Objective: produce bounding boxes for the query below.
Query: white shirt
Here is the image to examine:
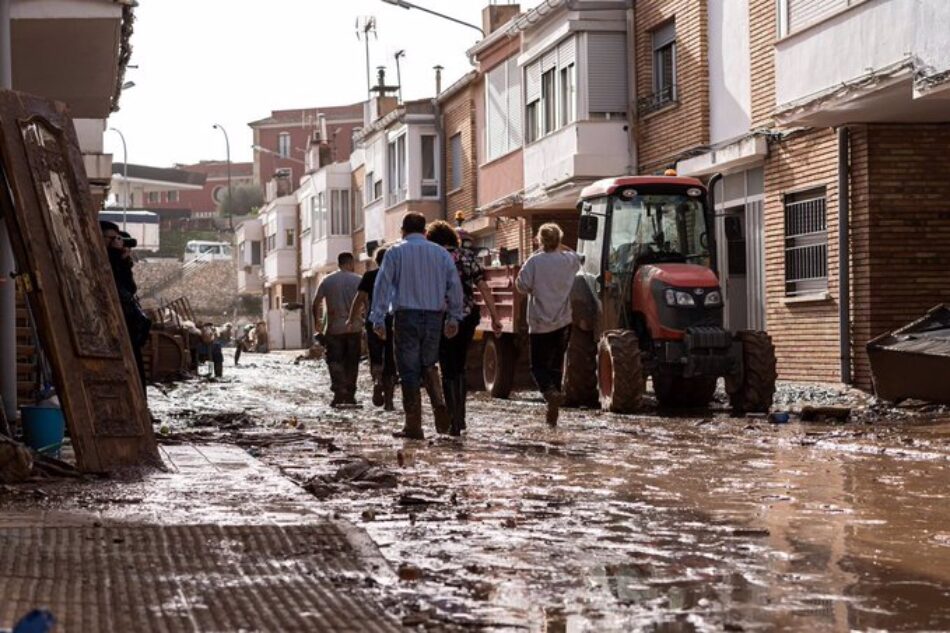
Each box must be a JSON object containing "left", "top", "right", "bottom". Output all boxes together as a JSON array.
[{"left": 515, "top": 249, "right": 581, "bottom": 334}]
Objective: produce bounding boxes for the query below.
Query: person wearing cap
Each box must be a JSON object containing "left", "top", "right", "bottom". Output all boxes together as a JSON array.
[
  {"left": 425, "top": 219, "right": 502, "bottom": 436},
  {"left": 100, "top": 221, "right": 151, "bottom": 397}
]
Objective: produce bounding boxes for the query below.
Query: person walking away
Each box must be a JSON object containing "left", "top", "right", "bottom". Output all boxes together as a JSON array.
[
  {"left": 100, "top": 222, "right": 151, "bottom": 399},
  {"left": 425, "top": 221, "right": 502, "bottom": 436},
  {"left": 313, "top": 252, "right": 362, "bottom": 407},
  {"left": 515, "top": 223, "right": 581, "bottom": 426},
  {"left": 370, "top": 212, "right": 464, "bottom": 440},
  {"left": 347, "top": 247, "right": 397, "bottom": 411}
]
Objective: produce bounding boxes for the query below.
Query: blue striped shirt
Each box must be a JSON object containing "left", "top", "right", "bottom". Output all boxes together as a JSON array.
[{"left": 370, "top": 233, "right": 464, "bottom": 326}]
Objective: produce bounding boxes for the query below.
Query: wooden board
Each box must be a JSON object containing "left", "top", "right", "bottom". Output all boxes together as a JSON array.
[{"left": 0, "top": 90, "right": 160, "bottom": 472}]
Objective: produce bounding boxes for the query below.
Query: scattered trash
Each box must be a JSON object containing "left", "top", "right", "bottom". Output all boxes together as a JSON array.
[
  {"left": 767, "top": 412, "right": 790, "bottom": 424},
  {"left": 397, "top": 562, "right": 422, "bottom": 582},
  {"left": 799, "top": 406, "right": 851, "bottom": 423}
]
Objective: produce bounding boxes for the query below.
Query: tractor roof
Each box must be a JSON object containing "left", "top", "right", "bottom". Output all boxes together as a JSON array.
[{"left": 579, "top": 176, "right": 706, "bottom": 201}]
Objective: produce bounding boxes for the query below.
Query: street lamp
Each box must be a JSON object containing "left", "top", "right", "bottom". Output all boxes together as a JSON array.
[
  {"left": 108, "top": 127, "right": 129, "bottom": 230},
  {"left": 212, "top": 123, "right": 233, "bottom": 230},
  {"left": 380, "top": 0, "right": 484, "bottom": 36}
]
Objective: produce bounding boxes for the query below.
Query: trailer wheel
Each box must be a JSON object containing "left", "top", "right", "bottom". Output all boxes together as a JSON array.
[
  {"left": 726, "top": 331, "right": 777, "bottom": 414},
  {"left": 563, "top": 325, "right": 598, "bottom": 407},
  {"left": 653, "top": 370, "right": 717, "bottom": 408},
  {"left": 597, "top": 330, "right": 644, "bottom": 413},
  {"left": 483, "top": 334, "right": 516, "bottom": 399}
]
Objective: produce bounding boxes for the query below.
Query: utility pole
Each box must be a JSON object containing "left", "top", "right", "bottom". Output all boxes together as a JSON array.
[
  {"left": 0, "top": 0, "right": 17, "bottom": 425},
  {"left": 213, "top": 124, "right": 233, "bottom": 231},
  {"left": 108, "top": 127, "right": 129, "bottom": 230}
]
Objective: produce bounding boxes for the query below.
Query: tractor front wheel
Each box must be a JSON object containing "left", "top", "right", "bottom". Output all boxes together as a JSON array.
[
  {"left": 597, "top": 330, "right": 644, "bottom": 413},
  {"left": 726, "top": 331, "right": 778, "bottom": 414},
  {"left": 483, "top": 333, "right": 516, "bottom": 399},
  {"left": 563, "top": 325, "right": 598, "bottom": 407}
]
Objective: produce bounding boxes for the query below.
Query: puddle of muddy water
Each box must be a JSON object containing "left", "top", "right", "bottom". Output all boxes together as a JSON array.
[{"left": 144, "top": 351, "right": 950, "bottom": 632}]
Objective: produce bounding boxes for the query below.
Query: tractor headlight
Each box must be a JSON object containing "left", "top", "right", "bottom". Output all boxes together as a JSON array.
[
  {"left": 704, "top": 290, "right": 722, "bottom": 306},
  {"left": 664, "top": 288, "right": 696, "bottom": 307}
]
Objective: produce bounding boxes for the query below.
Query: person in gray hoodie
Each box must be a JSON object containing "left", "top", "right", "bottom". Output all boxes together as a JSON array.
[{"left": 515, "top": 223, "right": 581, "bottom": 426}]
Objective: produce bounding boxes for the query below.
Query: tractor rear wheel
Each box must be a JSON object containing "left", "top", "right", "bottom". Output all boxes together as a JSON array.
[
  {"left": 597, "top": 330, "right": 644, "bottom": 413},
  {"left": 563, "top": 325, "right": 598, "bottom": 407},
  {"left": 483, "top": 333, "right": 516, "bottom": 399},
  {"left": 726, "top": 331, "right": 777, "bottom": 414},
  {"left": 653, "top": 370, "right": 717, "bottom": 408}
]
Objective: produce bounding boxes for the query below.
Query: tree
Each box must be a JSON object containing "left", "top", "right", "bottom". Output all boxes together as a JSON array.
[{"left": 217, "top": 184, "right": 264, "bottom": 217}]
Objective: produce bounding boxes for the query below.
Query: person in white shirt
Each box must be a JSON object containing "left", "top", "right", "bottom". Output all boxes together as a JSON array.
[{"left": 515, "top": 223, "right": 581, "bottom": 426}]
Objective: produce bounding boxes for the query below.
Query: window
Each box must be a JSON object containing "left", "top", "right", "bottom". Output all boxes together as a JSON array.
[
  {"left": 316, "top": 192, "right": 326, "bottom": 237},
  {"left": 526, "top": 101, "right": 540, "bottom": 144},
  {"left": 559, "top": 63, "right": 575, "bottom": 126},
  {"left": 251, "top": 240, "right": 262, "bottom": 265},
  {"left": 167, "top": 190, "right": 179, "bottom": 203},
  {"left": 541, "top": 69, "right": 556, "bottom": 136},
  {"left": 449, "top": 133, "right": 463, "bottom": 192},
  {"left": 651, "top": 22, "right": 677, "bottom": 107},
  {"left": 485, "top": 56, "right": 523, "bottom": 161},
  {"left": 352, "top": 189, "right": 364, "bottom": 229},
  {"left": 147, "top": 191, "right": 160, "bottom": 204},
  {"left": 285, "top": 228, "right": 295, "bottom": 248},
  {"left": 784, "top": 187, "right": 828, "bottom": 297},
  {"left": 277, "top": 133, "right": 291, "bottom": 158},
  {"left": 365, "top": 171, "right": 376, "bottom": 204},
  {"left": 374, "top": 178, "right": 383, "bottom": 201},
  {"left": 421, "top": 134, "right": 438, "bottom": 197},
  {"left": 330, "top": 189, "right": 351, "bottom": 236},
  {"left": 387, "top": 134, "right": 407, "bottom": 205}
]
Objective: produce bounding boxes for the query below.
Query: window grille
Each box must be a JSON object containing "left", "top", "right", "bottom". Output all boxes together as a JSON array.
[{"left": 784, "top": 188, "right": 828, "bottom": 296}]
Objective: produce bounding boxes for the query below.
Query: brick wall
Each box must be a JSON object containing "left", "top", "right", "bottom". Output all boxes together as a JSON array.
[
  {"left": 764, "top": 128, "right": 842, "bottom": 382},
  {"left": 635, "top": 0, "right": 709, "bottom": 173},
  {"left": 851, "top": 124, "right": 950, "bottom": 388},
  {"left": 443, "top": 82, "right": 478, "bottom": 221},
  {"left": 748, "top": 0, "right": 776, "bottom": 128}
]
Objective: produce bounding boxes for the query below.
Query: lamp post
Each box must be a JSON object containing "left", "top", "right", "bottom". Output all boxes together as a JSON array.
[
  {"left": 212, "top": 124, "right": 233, "bottom": 230},
  {"left": 108, "top": 127, "right": 129, "bottom": 231},
  {"left": 380, "top": 0, "right": 484, "bottom": 36},
  {"left": 1, "top": 0, "right": 16, "bottom": 425}
]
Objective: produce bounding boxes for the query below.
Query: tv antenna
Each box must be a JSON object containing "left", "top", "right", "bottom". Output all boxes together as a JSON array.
[{"left": 356, "top": 16, "right": 378, "bottom": 96}]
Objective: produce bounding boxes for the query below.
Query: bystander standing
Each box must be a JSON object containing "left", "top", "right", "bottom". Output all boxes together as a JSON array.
[{"left": 313, "top": 252, "right": 362, "bottom": 407}]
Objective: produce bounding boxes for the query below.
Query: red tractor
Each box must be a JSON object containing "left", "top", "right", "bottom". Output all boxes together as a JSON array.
[{"left": 560, "top": 174, "right": 777, "bottom": 413}]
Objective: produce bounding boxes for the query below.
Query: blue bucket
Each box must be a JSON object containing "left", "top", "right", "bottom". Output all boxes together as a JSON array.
[{"left": 20, "top": 406, "right": 66, "bottom": 457}]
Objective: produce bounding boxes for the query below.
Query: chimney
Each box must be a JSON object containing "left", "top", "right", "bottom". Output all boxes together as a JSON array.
[
  {"left": 369, "top": 66, "right": 400, "bottom": 121},
  {"left": 434, "top": 65, "right": 444, "bottom": 95},
  {"left": 318, "top": 114, "right": 327, "bottom": 144},
  {"left": 482, "top": 3, "right": 520, "bottom": 35}
]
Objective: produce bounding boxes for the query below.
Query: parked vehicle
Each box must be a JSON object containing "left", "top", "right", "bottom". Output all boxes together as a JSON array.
[
  {"left": 183, "top": 240, "right": 232, "bottom": 263},
  {"left": 476, "top": 174, "right": 778, "bottom": 414}
]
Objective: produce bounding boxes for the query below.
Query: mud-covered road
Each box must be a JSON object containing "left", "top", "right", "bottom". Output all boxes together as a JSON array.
[{"left": 151, "top": 351, "right": 950, "bottom": 632}]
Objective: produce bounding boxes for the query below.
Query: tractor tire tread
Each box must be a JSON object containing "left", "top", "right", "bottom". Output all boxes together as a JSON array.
[
  {"left": 563, "top": 325, "right": 598, "bottom": 407},
  {"left": 727, "top": 330, "right": 777, "bottom": 414},
  {"left": 598, "top": 330, "right": 644, "bottom": 413}
]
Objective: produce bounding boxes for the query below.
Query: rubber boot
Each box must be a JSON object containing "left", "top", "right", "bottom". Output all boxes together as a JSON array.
[
  {"left": 328, "top": 361, "right": 346, "bottom": 407},
  {"left": 383, "top": 375, "right": 396, "bottom": 411},
  {"left": 443, "top": 377, "right": 460, "bottom": 437},
  {"left": 543, "top": 388, "right": 564, "bottom": 427},
  {"left": 423, "top": 366, "right": 452, "bottom": 434},
  {"left": 455, "top": 374, "right": 468, "bottom": 432},
  {"left": 370, "top": 363, "right": 385, "bottom": 407},
  {"left": 393, "top": 386, "right": 424, "bottom": 440}
]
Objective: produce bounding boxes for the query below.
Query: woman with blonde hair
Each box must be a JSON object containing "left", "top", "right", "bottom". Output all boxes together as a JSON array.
[{"left": 515, "top": 222, "right": 581, "bottom": 426}]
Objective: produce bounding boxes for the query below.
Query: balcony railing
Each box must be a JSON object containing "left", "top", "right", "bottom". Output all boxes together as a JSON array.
[
  {"left": 386, "top": 188, "right": 407, "bottom": 208},
  {"left": 637, "top": 84, "right": 678, "bottom": 116}
]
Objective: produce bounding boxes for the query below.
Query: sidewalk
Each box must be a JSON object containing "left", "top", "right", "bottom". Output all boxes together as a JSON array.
[{"left": 0, "top": 445, "right": 401, "bottom": 632}]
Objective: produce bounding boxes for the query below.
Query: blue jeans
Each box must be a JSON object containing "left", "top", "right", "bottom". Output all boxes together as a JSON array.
[{"left": 394, "top": 310, "right": 444, "bottom": 390}]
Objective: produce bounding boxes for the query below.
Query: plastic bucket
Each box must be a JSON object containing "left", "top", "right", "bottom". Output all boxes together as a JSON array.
[{"left": 20, "top": 406, "right": 66, "bottom": 457}]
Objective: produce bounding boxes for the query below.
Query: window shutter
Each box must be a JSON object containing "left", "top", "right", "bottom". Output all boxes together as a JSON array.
[
  {"left": 541, "top": 48, "right": 558, "bottom": 73},
  {"left": 506, "top": 57, "right": 523, "bottom": 148},
  {"left": 557, "top": 36, "right": 576, "bottom": 68},
  {"left": 450, "top": 134, "right": 463, "bottom": 191},
  {"left": 487, "top": 64, "right": 507, "bottom": 160},
  {"left": 525, "top": 59, "right": 541, "bottom": 104},
  {"left": 787, "top": 0, "right": 848, "bottom": 33},
  {"left": 587, "top": 32, "right": 628, "bottom": 114},
  {"left": 652, "top": 21, "right": 676, "bottom": 49}
]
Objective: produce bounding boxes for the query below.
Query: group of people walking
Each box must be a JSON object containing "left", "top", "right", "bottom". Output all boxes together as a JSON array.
[{"left": 312, "top": 211, "right": 580, "bottom": 439}]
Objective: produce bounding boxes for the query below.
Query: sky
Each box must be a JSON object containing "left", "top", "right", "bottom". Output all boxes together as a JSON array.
[{"left": 103, "top": 0, "right": 515, "bottom": 168}]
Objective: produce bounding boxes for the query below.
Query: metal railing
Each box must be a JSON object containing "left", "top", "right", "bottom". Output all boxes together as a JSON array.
[
  {"left": 637, "top": 84, "right": 678, "bottom": 115},
  {"left": 784, "top": 195, "right": 828, "bottom": 295}
]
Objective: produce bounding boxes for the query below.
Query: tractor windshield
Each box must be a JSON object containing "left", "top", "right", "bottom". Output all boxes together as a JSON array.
[{"left": 608, "top": 193, "right": 710, "bottom": 273}]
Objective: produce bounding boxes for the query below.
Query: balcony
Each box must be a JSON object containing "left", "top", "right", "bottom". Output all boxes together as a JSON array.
[
  {"left": 308, "top": 235, "right": 353, "bottom": 273},
  {"left": 238, "top": 266, "right": 263, "bottom": 295},
  {"left": 263, "top": 248, "right": 296, "bottom": 286},
  {"left": 775, "top": 0, "right": 950, "bottom": 126},
  {"left": 523, "top": 120, "right": 630, "bottom": 209},
  {"left": 386, "top": 188, "right": 407, "bottom": 209}
]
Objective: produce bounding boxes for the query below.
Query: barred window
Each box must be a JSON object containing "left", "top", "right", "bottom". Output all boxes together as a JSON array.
[{"left": 784, "top": 187, "right": 828, "bottom": 297}]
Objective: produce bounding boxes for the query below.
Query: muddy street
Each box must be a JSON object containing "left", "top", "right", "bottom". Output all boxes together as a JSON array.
[{"left": 149, "top": 352, "right": 950, "bottom": 631}]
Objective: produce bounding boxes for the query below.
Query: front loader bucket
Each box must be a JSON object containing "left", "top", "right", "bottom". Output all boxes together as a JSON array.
[{"left": 867, "top": 304, "right": 950, "bottom": 405}]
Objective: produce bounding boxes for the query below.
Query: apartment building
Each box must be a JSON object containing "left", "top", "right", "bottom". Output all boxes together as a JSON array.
[
  {"left": 171, "top": 160, "right": 256, "bottom": 217},
  {"left": 258, "top": 171, "right": 301, "bottom": 349},
  {"left": 235, "top": 218, "right": 263, "bottom": 297}
]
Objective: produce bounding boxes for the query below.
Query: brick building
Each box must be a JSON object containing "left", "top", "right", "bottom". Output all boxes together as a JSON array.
[
  {"left": 248, "top": 103, "right": 364, "bottom": 188},
  {"left": 172, "top": 160, "right": 255, "bottom": 217}
]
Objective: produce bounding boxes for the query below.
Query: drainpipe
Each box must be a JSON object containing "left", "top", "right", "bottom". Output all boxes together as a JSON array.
[
  {"left": 0, "top": 0, "right": 17, "bottom": 424},
  {"left": 838, "top": 126, "right": 851, "bottom": 385},
  {"left": 707, "top": 172, "right": 723, "bottom": 276},
  {"left": 434, "top": 66, "right": 446, "bottom": 220},
  {"left": 624, "top": 0, "right": 638, "bottom": 174}
]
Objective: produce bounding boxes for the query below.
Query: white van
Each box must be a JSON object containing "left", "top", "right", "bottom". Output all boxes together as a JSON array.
[{"left": 184, "top": 240, "right": 233, "bottom": 263}]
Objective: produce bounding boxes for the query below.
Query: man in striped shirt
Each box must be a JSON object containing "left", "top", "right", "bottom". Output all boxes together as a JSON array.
[{"left": 370, "top": 212, "right": 464, "bottom": 439}]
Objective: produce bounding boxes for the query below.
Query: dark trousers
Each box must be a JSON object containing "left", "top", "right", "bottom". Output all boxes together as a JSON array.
[
  {"left": 325, "top": 332, "right": 361, "bottom": 399},
  {"left": 439, "top": 311, "right": 479, "bottom": 381},
  {"left": 529, "top": 325, "right": 571, "bottom": 394},
  {"left": 366, "top": 317, "right": 396, "bottom": 379},
  {"left": 394, "top": 310, "right": 444, "bottom": 391}
]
